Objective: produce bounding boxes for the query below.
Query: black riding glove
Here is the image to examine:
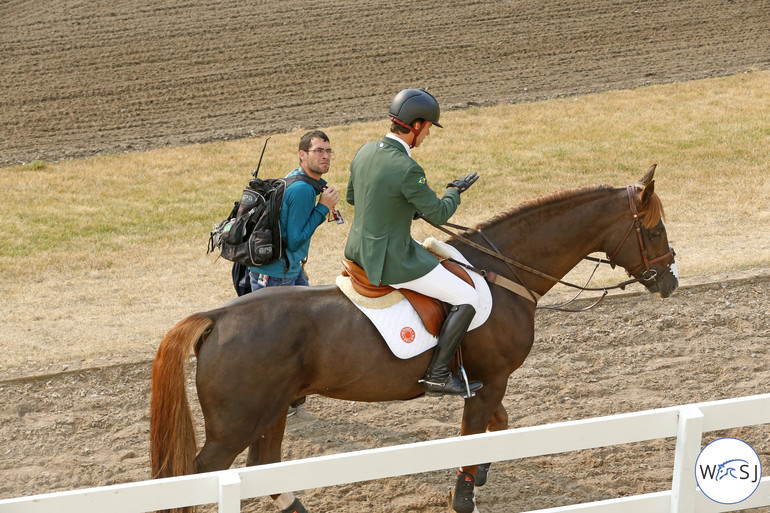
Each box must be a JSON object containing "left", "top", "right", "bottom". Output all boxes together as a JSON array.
[{"left": 448, "top": 172, "right": 479, "bottom": 193}]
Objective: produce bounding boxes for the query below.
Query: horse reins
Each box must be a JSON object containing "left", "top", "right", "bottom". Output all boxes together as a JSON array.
[
  {"left": 419, "top": 185, "right": 674, "bottom": 311},
  {"left": 421, "top": 217, "right": 626, "bottom": 309}
]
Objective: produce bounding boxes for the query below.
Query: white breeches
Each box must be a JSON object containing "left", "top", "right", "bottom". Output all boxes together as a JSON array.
[{"left": 391, "top": 262, "right": 480, "bottom": 310}]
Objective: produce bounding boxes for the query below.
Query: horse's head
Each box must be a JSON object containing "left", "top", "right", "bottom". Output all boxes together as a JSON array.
[{"left": 606, "top": 165, "right": 679, "bottom": 298}]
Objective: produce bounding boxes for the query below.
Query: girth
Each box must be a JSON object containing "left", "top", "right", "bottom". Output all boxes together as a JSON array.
[{"left": 340, "top": 258, "right": 475, "bottom": 336}]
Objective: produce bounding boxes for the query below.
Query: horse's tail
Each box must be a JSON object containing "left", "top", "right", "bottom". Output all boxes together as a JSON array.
[{"left": 150, "top": 314, "right": 213, "bottom": 480}]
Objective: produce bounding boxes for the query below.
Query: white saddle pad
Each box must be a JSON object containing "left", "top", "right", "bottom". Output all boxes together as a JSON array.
[{"left": 336, "top": 238, "right": 492, "bottom": 359}]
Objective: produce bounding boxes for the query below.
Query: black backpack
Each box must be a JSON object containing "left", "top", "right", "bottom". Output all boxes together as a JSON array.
[{"left": 208, "top": 173, "right": 324, "bottom": 269}]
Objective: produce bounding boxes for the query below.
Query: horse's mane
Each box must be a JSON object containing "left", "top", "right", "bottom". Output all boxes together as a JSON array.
[
  {"left": 471, "top": 183, "right": 664, "bottom": 233},
  {"left": 472, "top": 184, "right": 614, "bottom": 233},
  {"left": 635, "top": 182, "right": 665, "bottom": 229}
]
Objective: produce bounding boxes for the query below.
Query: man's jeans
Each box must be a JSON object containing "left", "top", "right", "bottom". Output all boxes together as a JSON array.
[{"left": 249, "top": 270, "right": 309, "bottom": 291}]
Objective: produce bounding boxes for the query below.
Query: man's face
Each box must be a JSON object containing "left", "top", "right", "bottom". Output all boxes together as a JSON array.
[{"left": 300, "top": 137, "right": 332, "bottom": 178}]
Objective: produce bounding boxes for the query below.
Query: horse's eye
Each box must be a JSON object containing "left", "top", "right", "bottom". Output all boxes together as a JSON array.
[{"left": 650, "top": 229, "right": 663, "bottom": 239}]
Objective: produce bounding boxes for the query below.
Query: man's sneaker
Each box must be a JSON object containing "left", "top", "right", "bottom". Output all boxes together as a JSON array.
[{"left": 287, "top": 396, "right": 307, "bottom": 417}]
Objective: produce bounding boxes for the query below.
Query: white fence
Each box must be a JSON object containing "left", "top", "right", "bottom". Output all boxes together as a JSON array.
[{"left": 1, "top": 394, "right": 769, "bottom": 513}]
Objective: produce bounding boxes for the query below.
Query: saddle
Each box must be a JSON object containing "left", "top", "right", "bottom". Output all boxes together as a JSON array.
[{"left": 340, "top": 258, "right": 475, "bottom": 336}]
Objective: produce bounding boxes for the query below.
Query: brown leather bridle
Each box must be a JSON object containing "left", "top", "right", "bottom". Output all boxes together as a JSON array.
[{"left": 606, "top": 185, "right": 676, "bottom": 284}]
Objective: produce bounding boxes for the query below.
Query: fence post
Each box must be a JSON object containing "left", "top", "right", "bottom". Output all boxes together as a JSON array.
[
  {"left": 219, "top": 471, "right": 242, "bottom": 513},
  {"left": 669, "top": 406, "right": 704, "bottom": 513}
]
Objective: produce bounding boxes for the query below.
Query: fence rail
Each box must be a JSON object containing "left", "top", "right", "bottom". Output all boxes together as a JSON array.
[{"left": 1, "top": 394, "right": 768, "bottom": 513}]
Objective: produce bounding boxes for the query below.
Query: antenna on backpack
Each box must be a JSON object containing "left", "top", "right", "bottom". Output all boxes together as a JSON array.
[{"left": 252, "top": 136, "right": 271, "bottom": 178}]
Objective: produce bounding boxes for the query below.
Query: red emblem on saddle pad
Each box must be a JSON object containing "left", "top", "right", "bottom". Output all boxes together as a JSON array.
[{"left": 400, "top": 327, "right": 416, "bottom": 343}]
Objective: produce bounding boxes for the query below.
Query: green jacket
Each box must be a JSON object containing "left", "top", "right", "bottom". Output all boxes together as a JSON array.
[{"left": 344, "top": 136, "right": 461, "bottom": 285}]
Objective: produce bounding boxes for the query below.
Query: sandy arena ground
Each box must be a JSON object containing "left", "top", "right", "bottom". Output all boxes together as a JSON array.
[{"left": 0, "top": 275, "right": 768, "bottom": 512}]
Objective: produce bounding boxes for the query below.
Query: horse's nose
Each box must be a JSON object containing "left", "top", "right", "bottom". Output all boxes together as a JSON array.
[{"left": 659, "top": 277, "right": 679, "bottom": 298}]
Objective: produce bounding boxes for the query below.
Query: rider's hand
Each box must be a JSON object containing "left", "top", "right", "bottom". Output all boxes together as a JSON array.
[
  {"left": 447, "top": 172, "right": 479, "bottom": 193},
  {"left": 320, "top": 186, "right": 340, "bottom": 210}
]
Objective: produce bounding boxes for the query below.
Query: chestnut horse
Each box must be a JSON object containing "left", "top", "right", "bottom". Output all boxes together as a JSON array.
[{"left": 151, "top": 166, "right": 678, "bottom": 513}]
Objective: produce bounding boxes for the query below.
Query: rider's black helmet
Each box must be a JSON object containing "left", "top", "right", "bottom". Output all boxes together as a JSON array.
[{"left": 388, "top": 89, "right": 443, "bottom": 128}]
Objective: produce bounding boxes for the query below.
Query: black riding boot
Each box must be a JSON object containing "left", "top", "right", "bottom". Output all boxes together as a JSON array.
[{"left": 420, "top": 304, "right": 483, "bottom": 397}]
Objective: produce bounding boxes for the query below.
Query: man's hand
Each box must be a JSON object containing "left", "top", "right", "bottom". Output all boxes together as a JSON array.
[
  {"left": 320, "top": 186, "right": 340, "bottom": 209},
  {"left": 448, "top": 172, "right": 479, "bottom": 193}
]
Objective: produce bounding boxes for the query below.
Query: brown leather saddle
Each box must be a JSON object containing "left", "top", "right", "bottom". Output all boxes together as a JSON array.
[{"left": 340, "top": 258, "right": 475, "bottom": 336}]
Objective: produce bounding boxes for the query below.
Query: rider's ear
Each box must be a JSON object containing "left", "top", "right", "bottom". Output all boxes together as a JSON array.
[{"left": 639, "top": 164, "right": 657, "bottom": 185}]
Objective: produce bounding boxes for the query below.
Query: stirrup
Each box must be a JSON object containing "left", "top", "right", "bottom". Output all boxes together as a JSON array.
[
  {"left": 420, "top": 372, "right": 482, "bottom": 398},
  {"left": 458, "top": 364, "right": 479, "bottom": 398}
]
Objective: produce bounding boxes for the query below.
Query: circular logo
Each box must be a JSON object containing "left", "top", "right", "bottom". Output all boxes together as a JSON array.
[
  {"left": 400, "top": 327, "right": 416, "bottom": 344},
  {"left": 695, "top": 437, "right": 761, "bottom": 504}
]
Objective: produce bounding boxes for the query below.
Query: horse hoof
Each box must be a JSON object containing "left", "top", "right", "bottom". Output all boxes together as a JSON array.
[
  {"left": 475, "top": 462, "right": 491, "bottom": 487},
  {"left": 448, "top": 489, "right": 479, "bottom": 513},
  {"left": 449, "top": 471, "right": 477, "bottom": 513}
]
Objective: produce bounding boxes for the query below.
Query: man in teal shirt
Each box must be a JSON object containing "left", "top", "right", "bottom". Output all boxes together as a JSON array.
[
  {"left": 249, "top": 130, "right": 340, "bottom": 290},
  {"left": 344, "top": 89, "right": 481, "bottom": 397}
]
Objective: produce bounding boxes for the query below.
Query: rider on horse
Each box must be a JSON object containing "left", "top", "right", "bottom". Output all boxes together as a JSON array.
[{"left": 344, "top": 88, "right": 482, "bottom": 397}]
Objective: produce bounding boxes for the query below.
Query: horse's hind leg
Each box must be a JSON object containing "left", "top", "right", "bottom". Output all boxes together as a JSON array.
[
  {"left": 245, "top": 413, "right": 307, "bottom": 513},
  {"left": 193, "top": 438, "right": 248, "bottom": 474},
  {"left": 193, "top": 404, "right": 268, "bottom": 473}
]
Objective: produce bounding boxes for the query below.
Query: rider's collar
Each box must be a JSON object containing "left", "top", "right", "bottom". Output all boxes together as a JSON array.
[{"left": 385, "top": 132, "right": 411, "bottom": 157}]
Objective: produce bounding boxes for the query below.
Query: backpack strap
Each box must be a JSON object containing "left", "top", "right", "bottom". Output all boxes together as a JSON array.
[
  {"left": 284, "top": 173, "right": 325, "bottom": 194},
  {"left": 275, "top": 173, "right": 325, "bottom": 275}
]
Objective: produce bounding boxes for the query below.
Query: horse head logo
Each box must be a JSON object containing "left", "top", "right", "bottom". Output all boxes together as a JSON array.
[{"left": 716, "top": 459, "right": 749, "bottom": 481}]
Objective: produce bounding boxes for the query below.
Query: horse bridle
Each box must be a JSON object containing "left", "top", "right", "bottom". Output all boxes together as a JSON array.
[
  {"left": 605, "top": 185, "right": 675, "bottom": 284},
  {"left": 418, "top": 184, "right": 676, "bottom": 309}
]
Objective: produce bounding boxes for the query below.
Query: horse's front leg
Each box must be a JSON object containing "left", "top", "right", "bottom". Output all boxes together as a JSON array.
[
  {"left": 472, "top": 401, "right": 509, "bottom": 487},
  {"left": 450, "top": 388, "right": 509, "bottom": 513},
  {"left": 245, "top": 412, "right": 308, "bottom": 513}
]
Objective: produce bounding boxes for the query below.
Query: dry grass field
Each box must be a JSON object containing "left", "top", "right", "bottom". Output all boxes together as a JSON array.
[{"left": 2, "top": 71, "right": 768, "bottom": 375}]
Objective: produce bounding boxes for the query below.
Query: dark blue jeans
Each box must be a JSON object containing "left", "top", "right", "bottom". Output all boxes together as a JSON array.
[{"left": 249, "top": 270, "right": 309, "bottom": 291}]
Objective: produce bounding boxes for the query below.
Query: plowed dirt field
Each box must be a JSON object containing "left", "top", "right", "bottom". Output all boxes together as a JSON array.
[{"left": 2, "top": 0, "right": 769, "bottom": 167}]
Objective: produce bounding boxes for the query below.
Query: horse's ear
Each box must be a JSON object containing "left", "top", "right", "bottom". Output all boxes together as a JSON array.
[
  {"left": 641, "top": 179, "right": 656, "bottom": 206},
  {"left": 639, "top": 164, "right": 657, "bottom": 185}
]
